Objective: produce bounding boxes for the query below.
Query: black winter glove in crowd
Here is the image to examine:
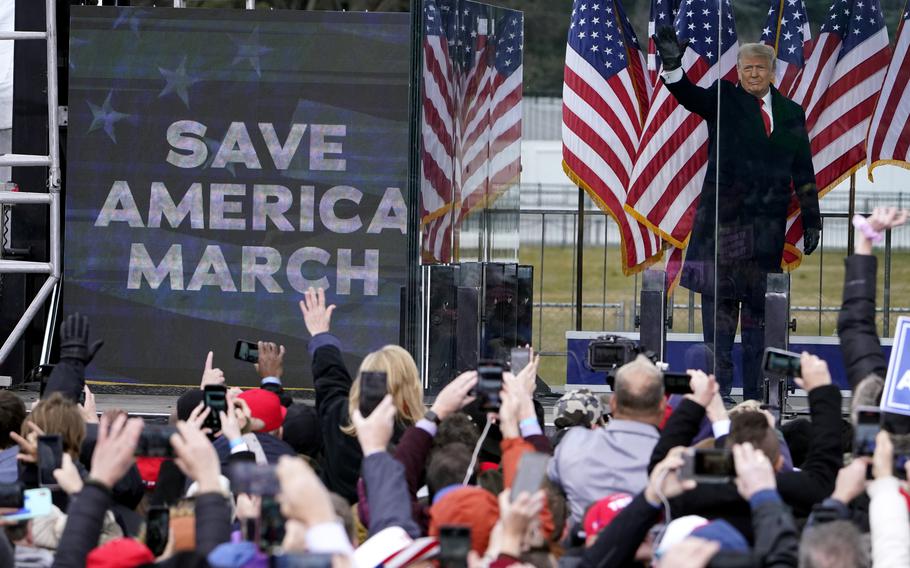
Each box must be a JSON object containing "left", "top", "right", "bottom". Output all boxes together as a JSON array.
[
  {"left": 652, "top": 25, "right": 688, "bottom": 72},
  {"left": 59, "top": 313, "right": 104, "bottom": 364}
]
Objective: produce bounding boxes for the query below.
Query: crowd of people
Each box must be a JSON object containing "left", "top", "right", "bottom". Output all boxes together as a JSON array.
[{"left": 0, "top": 207, "right": 907, "bottom": 568}]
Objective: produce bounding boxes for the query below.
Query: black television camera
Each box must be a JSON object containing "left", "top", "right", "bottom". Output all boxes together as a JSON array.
[{"left": 586, "top": 335, "right": 657, "bottom": 387}]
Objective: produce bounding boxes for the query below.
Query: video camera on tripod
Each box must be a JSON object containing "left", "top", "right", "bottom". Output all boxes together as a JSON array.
[{"left": 586, "top": 335, "right": 657, "bottom": 386}]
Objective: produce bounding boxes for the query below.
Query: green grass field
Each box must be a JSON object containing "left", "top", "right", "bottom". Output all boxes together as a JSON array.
[{"left": 518, "top": 245, "right": 910, "bottom": 385}]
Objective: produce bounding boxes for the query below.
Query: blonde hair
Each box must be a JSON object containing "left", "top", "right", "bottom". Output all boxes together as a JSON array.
[
  {"left": 342, "top": 345, "right": 425, "bottom": 435},
  {"left": 25, "top": 393, "right": 86, "bottom": 460}
]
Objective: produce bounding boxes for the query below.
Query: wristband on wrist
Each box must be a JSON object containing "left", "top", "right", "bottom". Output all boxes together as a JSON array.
[
  {"left": 852, "top": 214, "right": 883, "bottom": 244},
  {"left": 84, "top": 477, "right": 113, "bottom": 495},
  {"left": 228, "top": 437, "right": 244, "bottom": 449},
  {"left": 519, "top": 417, "right": 538, "bottom": 428}
]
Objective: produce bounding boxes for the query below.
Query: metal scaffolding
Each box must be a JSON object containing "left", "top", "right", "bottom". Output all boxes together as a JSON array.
[{"left": 0, "top": 0, "right": 61, "bottom": 368}]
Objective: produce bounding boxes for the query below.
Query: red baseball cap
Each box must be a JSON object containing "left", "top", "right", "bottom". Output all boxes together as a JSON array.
[
  {"left": 239, "top": 388, "right": 287, "bottom": 433},
  {"left": 584, "top": 492, "right": 634, "bottom": 537},
  {"left": 87, "top": 538, "right": 154, "bottom": 568}
]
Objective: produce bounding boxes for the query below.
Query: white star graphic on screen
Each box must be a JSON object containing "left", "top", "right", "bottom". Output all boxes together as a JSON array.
[
  {"left": 158, "top": 56, "right": 201, "bottom": 108},
  {"left": 87, "top": 91, "right": 130, "bottom": 144},
  {"left": 231, "top": 27, "right": 272, "bottom": 77}
]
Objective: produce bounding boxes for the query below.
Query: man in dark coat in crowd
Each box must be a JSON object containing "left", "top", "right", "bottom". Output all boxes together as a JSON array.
[{"left": 653, "top": 27, "right": 821, "bottom": 402}]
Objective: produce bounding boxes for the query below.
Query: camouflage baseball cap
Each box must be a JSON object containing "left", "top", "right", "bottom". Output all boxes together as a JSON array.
[{"left": 555, "top": 388, "right": 605, "bottom": 429}]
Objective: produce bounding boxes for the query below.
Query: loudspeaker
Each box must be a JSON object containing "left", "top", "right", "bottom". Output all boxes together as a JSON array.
[
  {"left": 454, "top": 286, "right": 479, "bottom": 372},
  {"left": 425, "top": 265, "right": 458, "bottom": 395},
  {"left": 516, "top": 265, "right": 533, "bottom": 347}
]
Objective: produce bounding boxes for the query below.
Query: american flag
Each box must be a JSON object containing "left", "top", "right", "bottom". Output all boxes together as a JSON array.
[
  {"left": 562, "top": 0, "right": 661, "bottom": 275},
  {"left": 791, "top": 0, "right": 889, "bottom": 192},
  {"left": 463, "top": 11, "right": 523, "bottom": 216},
  {"left": 866, "top": 1, "right": 910, "bottom": 179},
  {"left": 624, "top": 0, "right": 739, "bottom": 256},
  {"left": 421, "top": 4, "right": 523, "bottom": 263},
  {"left": 761, "top": 0, "right": 812, "bottom": 97},
  {"left": 648, "top": 0, "right": 679, "bottom": 86},
  {"left": 420, "top": 0, "right": 457, "bottom": 263}
]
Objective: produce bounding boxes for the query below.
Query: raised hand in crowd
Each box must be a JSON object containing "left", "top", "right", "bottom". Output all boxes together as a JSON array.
[
  {"left": 219, "top": 389, "right": 251, "bottom": 442},
  {"left": 79, "top": 385, "right": 99, "bottom": 424},
  {"left": 53, "top": 453, "right": 85, "bottom": 495},
  {"left": 645, "top": 446, "right": 697, "bottom": 505},
  {"left": 89, "top": 413, "right": 144, "bottom": 489},
  {"left": 187, "top": 402, "right": 213, "bottom": 434},
  {"left": 429, "top": 370, "right": 477, "bottom": 421},
  {"left": 276, "top": 455, "right": 337, "bottom": 527},
  {"left": 733, "top": 443, "right": 777, "bottom": 501},
  {"left": 170, "top": 418, "right": 222, "bottom": 494},
  {"left": 200, "top": 351, "right": 225, "bottom": 388},
  {"left": 351, "top": 394, "right": 396, "bottom": 455},
  {"left": 256, "top": 341, "right": 286, "bottom": 379},
  {"left": 495, "top": 489, "right": 546, "bottom": 559},
  {"left": 705, "top": 390, "right": 729, "bottom": 425},
  {"left": 10, "top": 421, "right": 45, "bottom": 464},
  {"left": 795, "top": 353, "right": 832, "bottom": 392},
  {"left": 299, "top": 286, "right": 336, "bottom": 337},
  {"left": 685, "top": 369, "right": 718, "bottom": 407},
  {"left": 499, "top": 372, "right": 535, "bottom": 439},
  {"left": 59, "top": 312, "right": 104, "bottom": 364},
  {"left": 830, "top": 458, "right": 869, "bottom": 505},
  {"left": 872, "top": 430, "right": 894, "bottom": 480},
  {"left": 514, "top": 347, "right": 541, "bottom": 396},
  {"left": 855, "top": 207, "right": 909, "bottom": 255}
]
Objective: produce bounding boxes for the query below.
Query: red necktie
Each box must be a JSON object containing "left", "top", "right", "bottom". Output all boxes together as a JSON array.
[{"left": 759, "top": 99, "right": 771, "bottom": 137}]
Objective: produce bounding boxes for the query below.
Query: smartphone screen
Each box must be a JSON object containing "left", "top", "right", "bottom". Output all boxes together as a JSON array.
[
  {"left": 135, "top": 425, "right": 178, "bottom": 459},
  {"left": 854, "top": 406, "right": 881, "bottom": 457},
  {"left": 203, "top": 385, "right": 227, "bottom": 432},
  {"left": 439, "top": 525, "right": 471, "bottom": 568},
  {"left": 359, "top": 371, "right": 388, "bottom": 418},
  {"left": 510, "top": 347, "right": 531, "bottom": 375},
  {"left": 145, "top": 506, "right": 170, "bottom": 557},
  {"left": 37, "top": 435, "right": 63, "bottom": 488},
  {"left": 510, "top": 452, "right": 548, "bottom": 502},
  {"left": 0, "top": 482, "right": 24, "bottom": 509},
  {"left": 762, "top": 348, "right": 801, "bottom": 377},
  {"left": 663, "top": 372, "right": 693, "bottom": 394},
  {"left": 694, "top": 449, "right": 735, "bottom": 479},
  {"left": 229, "top": 462, "right": 280, "bottom": 496},
  {"left": 234, "top": 340, "right": 259, "bottom": 364},
  {"left": 476, "top": 362, "right": 504, "bottom": 412},
  {"left": 0, "top": 488, "right": 52, "bottom": 522},
  {"left": 259, "top": 497, "right": 286, "bottom": 553}
]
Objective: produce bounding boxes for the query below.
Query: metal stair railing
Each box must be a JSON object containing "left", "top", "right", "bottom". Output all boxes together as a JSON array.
[{"left": 0, "top": 0, "right": 61, "bottom": 371}]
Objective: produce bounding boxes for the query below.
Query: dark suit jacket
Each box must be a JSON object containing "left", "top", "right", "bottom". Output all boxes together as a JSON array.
[{"left": 666, "top": 73, "right": 820, "bottom": 298}]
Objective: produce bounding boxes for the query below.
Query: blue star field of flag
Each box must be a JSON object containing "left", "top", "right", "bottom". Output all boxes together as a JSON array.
[
  {"left": 823, "top": 0, "right": 885, "bottom": 58},
  {"left": 568, "top": 1, "right": 640, "bottom": 78},
  {"left": 674, "top": 0, "right": 737, "bottom": 64},
  {"left": 495, "top": 13, "right": 523, "bottom": 78},
  {"left": 763, "top": 0, "right": 810, "bottom": 66}
]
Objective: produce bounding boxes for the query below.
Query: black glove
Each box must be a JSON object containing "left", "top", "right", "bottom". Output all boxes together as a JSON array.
[
  {"left": 652, "top": 26, "right": 688, "bottom": 72},
  {"left": 804, "top": 227, "right": 820, "bottom": 255},
  {"left": 59, "top": 313, "right": 104, "bottom": 364}
]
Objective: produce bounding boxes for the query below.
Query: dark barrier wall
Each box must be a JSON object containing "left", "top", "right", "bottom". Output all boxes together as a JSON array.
[{"left": 64, "top": 7, "right": 411, "bottom": 387}]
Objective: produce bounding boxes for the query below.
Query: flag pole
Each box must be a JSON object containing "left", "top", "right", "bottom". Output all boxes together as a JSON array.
[
  {"left": 847, "top": 173, "right": 856, "bottom": 255},
  {"left": 576, "top": 186, "right": 584, "bottom": 331}
]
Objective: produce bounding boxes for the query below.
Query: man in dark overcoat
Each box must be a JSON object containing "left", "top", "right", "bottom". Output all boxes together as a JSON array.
[{"left": 653, "top": 28, "right": 821, "bottom": 402}]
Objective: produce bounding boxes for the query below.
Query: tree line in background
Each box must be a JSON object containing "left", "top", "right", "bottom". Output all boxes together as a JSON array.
[{"left": 140, "top": 0, "right": 908, "bottom": 95}]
